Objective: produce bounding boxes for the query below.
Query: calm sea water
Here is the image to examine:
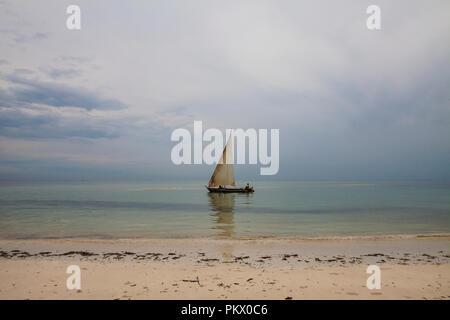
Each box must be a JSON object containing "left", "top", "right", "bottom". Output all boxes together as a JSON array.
[{"left": 0, "top": 180, "right": 449, "bottom": 239}]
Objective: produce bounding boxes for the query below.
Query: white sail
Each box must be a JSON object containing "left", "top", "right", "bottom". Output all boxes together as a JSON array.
[{"left": 208, "top": 135, "right": 235, "bottom": 187}]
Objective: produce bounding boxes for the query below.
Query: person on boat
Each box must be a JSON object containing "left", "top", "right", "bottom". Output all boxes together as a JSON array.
[
  {"left": 245, "top": 183, "right": 251, "bottom": 190},
  {"left": 219, "top": 185, "right": 224, "bottom": 189}
]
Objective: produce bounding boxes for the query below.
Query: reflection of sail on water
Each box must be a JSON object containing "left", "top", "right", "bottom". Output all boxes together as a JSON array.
[
  {"left": 208, "top": 193, "right": 235, "bottom": 237},
  {"left": 208, "top": 135, "right": 235, "bottom": 187}
]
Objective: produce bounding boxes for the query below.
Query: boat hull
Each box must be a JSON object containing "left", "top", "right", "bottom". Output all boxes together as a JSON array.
[{"left": 206, "top": 186, "right": 254, "bottom": 193}]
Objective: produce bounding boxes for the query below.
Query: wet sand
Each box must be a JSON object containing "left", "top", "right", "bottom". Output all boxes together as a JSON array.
[{"left": 0, "top": 235, "right": 449, "bottom": 299}]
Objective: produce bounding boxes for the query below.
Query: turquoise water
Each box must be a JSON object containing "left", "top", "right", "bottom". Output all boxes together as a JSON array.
[{"left": 0, "top": 181, "right": 449, "bottom": 239}]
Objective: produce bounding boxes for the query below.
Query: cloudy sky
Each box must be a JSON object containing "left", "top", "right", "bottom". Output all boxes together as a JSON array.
[{"left": 0, "top": 0, "right": 449, "bottom": 181}]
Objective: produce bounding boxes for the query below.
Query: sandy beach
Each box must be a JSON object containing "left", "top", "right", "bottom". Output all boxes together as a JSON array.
[{"left": 1, "top": 235, "right": 449, "bottom": 300}]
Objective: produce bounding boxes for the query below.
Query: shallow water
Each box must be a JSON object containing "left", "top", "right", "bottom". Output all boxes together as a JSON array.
[{"left": 0, "top": 180, "right": 449, "bottom": 239}]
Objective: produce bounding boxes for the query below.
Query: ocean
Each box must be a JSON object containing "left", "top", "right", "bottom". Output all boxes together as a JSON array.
[{"left": 0, "top": 180, "right": 449, "bottom": 239}]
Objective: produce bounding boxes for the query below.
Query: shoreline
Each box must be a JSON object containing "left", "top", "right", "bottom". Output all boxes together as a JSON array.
[
  {"left": 2, "top": 235, "right": 450, "bottom": 266},
  {"left": 2, "top": 232, "right": 450, "bottom": 242}
]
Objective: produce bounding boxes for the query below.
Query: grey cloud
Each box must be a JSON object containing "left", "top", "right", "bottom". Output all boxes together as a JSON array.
[
  {"left": 2, "top": 74, "right": 128, "bottom": 110},
  {"left": 0, "top": 71, "right": 128, "bottom": 140},
  {"left": 58, "top": 55, "right": 92, "bottom": 64},
  {"left": 0, "top": 107, "right": 119, "bottom": 139},
  {"left": 39, "top": 67, "right": 82, "bottom": 79},
  {"left": 13, "top": 32, "right": 49, "bottom": 43},
  {"left": 13, "top": 68, "right": 35, "bottom": 75},
  {"left": 0, "top": 87, "right": 18, "bottom": 108}
]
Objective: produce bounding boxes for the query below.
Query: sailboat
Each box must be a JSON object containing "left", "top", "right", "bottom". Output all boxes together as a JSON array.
[{"left": 205, "top": 134, "right": 255, "bottom": 193}]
